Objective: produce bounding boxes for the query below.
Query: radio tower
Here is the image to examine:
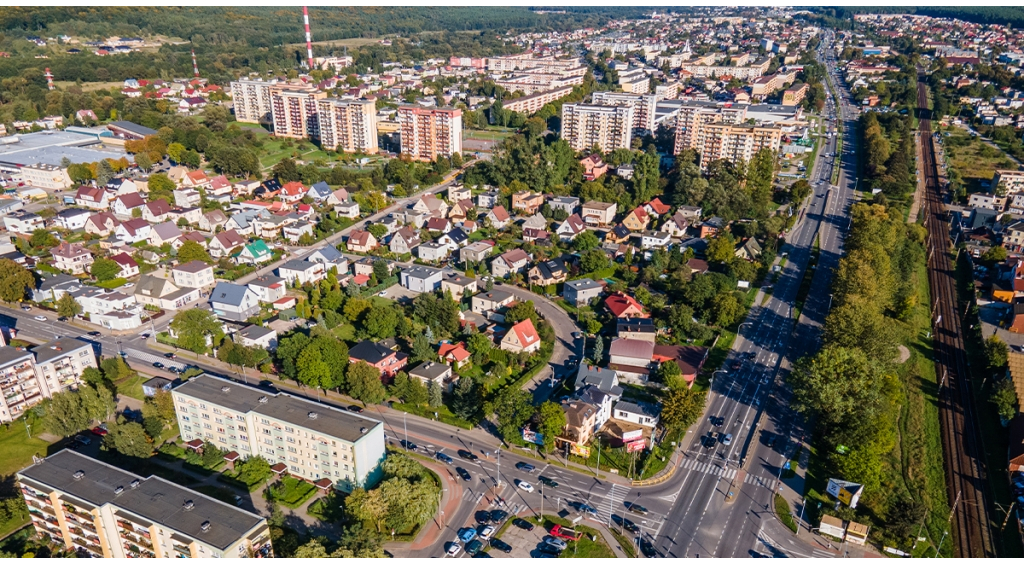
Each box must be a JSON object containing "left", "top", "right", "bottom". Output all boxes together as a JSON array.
[
  {"left": 302, "top": 6, "right": 314, "bottom": 70},
  {"left": 191, "top": 48, "right": 200, "bottom": 78},
  {"left": 44, "top": 68, "right": 54, "bottom": 90}
]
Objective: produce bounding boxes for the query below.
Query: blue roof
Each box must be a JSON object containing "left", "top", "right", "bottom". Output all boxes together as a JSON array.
[
  {"left": 209, "top": 282, "right": 251, "bottom": 307},
  {"left": 310, "top": 181, "right": 332, "bottom": 198}
]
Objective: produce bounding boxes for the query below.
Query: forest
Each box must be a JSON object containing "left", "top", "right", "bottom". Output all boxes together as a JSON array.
[{"left": 809, "top": 7, "right": 1024, "bottom": 30}]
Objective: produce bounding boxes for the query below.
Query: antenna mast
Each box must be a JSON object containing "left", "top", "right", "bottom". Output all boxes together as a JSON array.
[{"left": 303, "top": 6, "right": 315, "bottom": 70}]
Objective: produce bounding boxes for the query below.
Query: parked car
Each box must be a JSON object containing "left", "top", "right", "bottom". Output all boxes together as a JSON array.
[
  {"left": 87, "top": 331, "right": 101, "bottom": 336},
  {"left": 542, "top": 536, "right": 567, "bottom": 550},
  {"left": 73, "top": 434, "right": 91, "bottom": 446},
  {"left": 537, "top": 543, "right": 562, "bottom": 555},
  {"left": 445, "top": 542, "right": 461, "bottom": 557},
  {"left": 490, "top": 538, "right": 513, "bottom": 554},
  {"left": 489, "top": 510, "right": 508, "bottom": 523},
  {"left": 400, "top": 439, "right": 417, "bottom": 450},
  {"left": 458, "top": 527, "right": 478, "bottom": 543},
  {"left": 513, "top": 518, "right": 534, "bottom": 531},
  {"left": 477, "top": 525, "right": 495, "bottom": 540},
  {"left": 90, "top": 426, "right": 108, "bottom": 437},
  {"left": 465, "top": 540, "right": 484, "bottom": 556}
]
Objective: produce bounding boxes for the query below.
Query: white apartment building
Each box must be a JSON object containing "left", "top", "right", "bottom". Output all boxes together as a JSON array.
[
  {"left": 561, "top": 103, "right": 634, "bottom": 153},
  {"left": 397, "top": 106, "right": 462, "bottom": 161},
  {"left": 591, "top": 91, "right": 658, "bottom": 133},
  {"left": 229, "top": 79, "right": 275, "bottom": 124},
  {"left": 316, "top": 98, "right": 379, "bottom": 154},
  {"left": 172, "top": 374, "right": 386, "bottom": 493},
  {"left": 502, "top": 86, "right": 574, "bottom": 116},
  {"left": 20, "top": 163, "right": 73, "bottom": 190},
  {"left": 270, "top": 86, "right": 325, "bottom": 139},
  {"left": 3, "top": 210, "right": 43, "bottom": 236},
  {"left": 0, "top": 337, "right": 96, "bottom": 424}
]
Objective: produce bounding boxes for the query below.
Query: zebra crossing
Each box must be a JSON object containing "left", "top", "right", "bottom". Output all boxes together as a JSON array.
[
  {"left": 678, "top": 458, "right": 778, "bottom": 490},
  {"left": 591, "top": 482, "right": 631, "bottom": 521},
  {"left": 123, "top": 347, "right": 188, "bottom": 371}
]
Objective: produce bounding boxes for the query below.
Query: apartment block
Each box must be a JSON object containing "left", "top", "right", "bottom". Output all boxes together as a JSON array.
[
  {"left": 502, "top": 86, "right": 574, "bottom": 116},
  {"left": 18, "top": 449, "right": 272, "bottom": 559},
  {"left": 316, "top": 98, "right": 379, "bottom": 154},
  {"left": 692, "top": 123, "right": 783, "bottom": 169},
  {"left": 994, "top": 170, "right": 1024, "bottom": 195},
  {"left": 561, "top": 103, "right": 634, "bottom": 153},
  {"left": 782, "top": 83, "right": 809, "bottom": 107},
  {"left": 0, "top": 337, "right": 96, "bottom": 424},
  {"left": 230, "top": 79, "right": 275, "bottom": 124},
  {"left": 172, "top": 374, "right": 386, "bottom": 493},
  {"left": 20, "top": 163, "right": 73, "bottom": 190},
  {"left": 397, "top": 106, "right": 463, "bottom": 161},
  {"left": 591, "top": 91, "right": 658, "bottom": 133},
  {"left": 270, "top": 85, "right": 326, "bottom": 139}
]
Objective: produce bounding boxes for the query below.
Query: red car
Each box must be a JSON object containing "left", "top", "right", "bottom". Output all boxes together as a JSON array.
[{"left": 91, "top": 426, "right": 108, "bottom": 437}]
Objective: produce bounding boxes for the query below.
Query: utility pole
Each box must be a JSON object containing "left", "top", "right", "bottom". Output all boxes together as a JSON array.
[
  {"left": 913, "top": 508, "right": 929, "bottom": 550},
  {"left": 1001, "top": 501, "right": 1017, "bottom": 531},
  {"left": 936, "top": 490, "right": 961, "bottom": 557},
  {"left": 404, "top": 412, "right": 408, "bottom": 451}
]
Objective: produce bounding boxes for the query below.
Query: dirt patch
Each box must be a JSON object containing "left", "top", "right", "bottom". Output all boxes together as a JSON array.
[{"left": 896, "top": 345, "right": 910, "bottom": 364}]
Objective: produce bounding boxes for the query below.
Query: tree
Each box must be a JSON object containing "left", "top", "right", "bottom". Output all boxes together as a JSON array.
[
  {"left": 985, "top": 335, "right": 1010, "bottom": 373},
  {"left": 503, "top": 301, "right": 537, "bottom": 326},
  {"left": 272, "top": 158, "right": 300, "bottom": 183},
  {"left": 96, "top": 159, "right": 115, "bottom": 186},
  {"left": 177, "top": 241, "right": 213, "bottom": 264},
  {"left": 365, "top": 191, "right": 388, "bottom": 213},
  {"left": 364, "top": 306, "right": 400, "bottom": 340},
  {"left": 42, "top": 391, "right": 90, "bottom": 437},
  {"left": 235, "top": 456, "right": 273, "bottom": 488},
  {"left": 411, "top": 333, "right": 434, "bottom": 363},
  {"left": 591, "top": 335, "right": 604, "bottom": 364},
  {"left": 658, "top": 360, "right": 685, "bottom": 389},
  {"left": 79, "top": 382, "right": 116, "bottom": 422},
  {"left": 536, "top": 401, "right": 565, "bottom": 453},
  {"left": 450, "top": 377, "right": 480, "bottom": 419},
  {"left": 147, "top": 173, "right": 175, "bottom": 194},
  {"left": 90, "top": 257, "right": 121, "bottom": 282},
  {"left": 493, "top": 387, "right": 534, "bottom": 442},
  {"left": 347, "top": 361, "right": 387, "bottom": 405},
  {"left": 406, "top": 376, "right": 429, "bottom": 406},
  {"left": 706, "top": 232, "right": 737, "bottom": 264},
  {"left": 346, "top": 487, "right": 388, "bottom": 533},
  {"left": 710, "top": 293, "right": 743, "bottom": 327},
  {"left": 135, "top": 152, "right": 153, "bottom": 172},
  {"left": 56, "top": 292, "right": 82, "bottom": 318},
  {"left": 661, "top": 386, "right": 707, "bottom": 429},
  {"left": 296, "top": 345, "right": 332, "bottom": 391},
  {"left": 366, "top": 224, "right": 388, "bottom": 242},
  {"left": 992, "top": 378, "right": 1019, "bottom": 421},
  {"left": 427, "top": 380, "right": 443, "bottom": 408},
  {"left": 103, "top": 419, "right": 152, "bottom": 458},
  {"left": 573, "top": 230, "right": 601, "bottom": 252},
  {"left": 580, "top": 248, "right": 610, "bottom": 273},
  {"left": 29, "top": 229, "right": 56, "bottom": 249},
  {"left": 789, "top": 346, "right": 882, "bottom": 426},
  {"left": 170, "top": 309, "right": 222, "bottom": 354},
  {"left": 372, "top": 260, "right": 390, "bottom": 283}
]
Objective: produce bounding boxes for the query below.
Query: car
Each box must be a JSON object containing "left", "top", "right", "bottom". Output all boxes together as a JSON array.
[
  {"left": 542, "top": 536, "right": 567, "bottom": 550},
  {"left": 538, "top": 476, "right": 559, "bottom": 488},
  {"left": 118, "top": 351, "right": 128, "bottom": 357},
  {"left": 20, "top": 305, "right": 30, "bottom": 311},
  {"left": 458, "top": 449, "right": 478, "bottom": 461},
  {"left": 515, "top": 462, "right": 535, "bottom": 473},
  {"left": 74, "top": 434, "right": 91, "bottom": 446},
  {"left": 123, "top": 283, "right": 134, "bottom": 288},
  {"left": 722, "top": 433, "right": 733, "bottom": 446},
  {"left": 537, "top": 543, "right": 562, "bottom": 555},
  {"left": 347, "top": 404, "right": 363, "bottom": 413},
  {"left": 489, "top": 510, "right": 508, "bottom": 523},
  {"left": 627, "top": 502, "right": 649, "bottom": 516},
  {"left": 87, "top": 331, "right": 101, "bottom": 336},
  {"left": 90, "top": 426, "right": 108, "bottom": 437},
  {"left": 400, "top": 440, "right": 418, "bottom": 451},
  {"left": 472, "top": 551, "right": 491, "bottom": 558},
  {"left": 445, "top": 542, "right": 462, "bottom": 557},
  {"left": 517, "top": 480, "right": 534, "bottom": 493},
  {"left": 456, "top": 467, "right": 472, "bottom": 481},
  {"left": 458, "top": 527, "right": 478, "bottom": 543},
  {"left": 490, "top": 538, "right": 513, "bottom": 554},
  {"left": 168, "top": 366, "right": 182, "bottom": 374},
  {"left": 571, "top": 501, "right": 597, "bottom": 515},
  {"left": 164, "top": 352, "right": 176, "bottom": 359},
  {"left": 477, "top": 525, "right": 495, "bottom": 540},
  {"left": 639, "top": 538, "right": 658, "bottom": 558},
  {"left": 465, "top": 539, "right": 484, "bottom": 556},
  {"left": 57, "top": 316, "right": 68, "bottom": 322},
  {"left": 152, "top": 362, "right": 164, "bottom": 369},
  {"left": 436, "top": 452, "right": 454, "bottom": 465},
  {"left": 33, "top": 315, "right": 46, "bottom": 321},
  {"left": 513, "top": 518, "right": 534, "bottom": 531},
  {"left": 621, "top": 519, "right": 639, "bottom": 534},
  {"left": 377, "top": 291, "right": 388, "bottom": 297},
  {"left": 766, "top": 435, "right": 777, "bottom": 448}
]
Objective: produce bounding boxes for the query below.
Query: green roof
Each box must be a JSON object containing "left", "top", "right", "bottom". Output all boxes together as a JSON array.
[{"left": 244, "top": 240, "right": 271, "bottom": 257}]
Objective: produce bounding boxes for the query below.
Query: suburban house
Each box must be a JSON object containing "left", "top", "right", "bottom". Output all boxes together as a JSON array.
[
  {"left": 644, "top": 198, "right": 672, "bottom": 218},
  {"left": 700, "top": 216, "right": 726, "bottom": 238},
  {"left": 618, "top": 318, "right": 657, "bottom": 343},
  {"left": 662, "top": 211, "right": 691, "bottom": 237},
  {"left": 563, "top": 278, "right": 604, "bottom": 306},
  {"left": 306, "top": 181, "right": 332, "bottom": 202},
  {"left": 389, "top": 227, "right": 421, "bottom": 255},
  {"left": 523, "top": 228, "right": 551, "bottom": 244},
  {"left": 500, "top": 319, "right": 542, "bottom": 354},
  {"left": 608, "top": 338, "right": 655, "bottom": 382},
  {"left": 521, "top": 213, "right": 547, "bottom": 232},
  {"left": 400, "top": 265, "right": 443, "bottom": 294},
  {"left": 199, "top": 209, "right": 229, "bottom": 232},
  {"left": 143, "top": 199, "right": 173, "bottom": 223},
  {"left": 460, "top": 240, "right": 495, "bottom": 264},
  {"left": 557, "top": 398, "right": 599, "bottom": 449},
  {"left": 3, "top": 210, "right": 43, "bottom": 235},
  {"left": 173, "top": 231, "right": 207, "bottom": 251},
  {"left": 114, "top": 218, "right": 152, "bottom": 244},
  {"left": 612, "top": 401, "right": 660, "bottom": 428},
  {"left": 173, "top": 188, "right": 200, "bottom": 208},
  {"left": 417, "top": 241, "right": 450, "bottom": 262},
  {"left": 134, "top": 275, "right": 200, "bottom": 310},
  {"left": 549, "top": 196, "right": 580, "bottom": 216},
  {"left": 556, "top": 214, "right": 587, "bottom": 242},
  {"left": 305, "top": 245, "right": 348, "bottom": 273},
  {"left": 181, "top": 170, "right": 212, "bottom": 189},
  {"left": 425, "top": 217, "right": 451, "bottom": 233},
  {"left": 441, "top": 273, "right": 478, "bottom": 302},
  {"left": 623, "top": 207, "right": 651, "bottom": 231},
  {"left": 346, "top": 230, "right": 378, "bottom": 253},
  {"left": 282, "top": 221, "right": 315, "bottom": 243},
  {"left": 171, "top": 260, "right": 216, "bottom": 289},
  {"left": 486, "top": 206, "right": 511, "bottom": 229},
  {"left": 652, "top": 344, "right": 708, "bottom": 387},
  {"left": 74, "top": 186, "right": 110, "bottom": 210},
  {"left": 209, "top": 229, "right": 246, "bottom": 258},
  {"left": 326, "top": 188, "right": 350, "bottom": 206},
  {"left": 247, "top": 274, "right": 287, "bottom": 303},
  {"left": 235, "top": 325, "right": 278, "bottom": 350},
  {"left": 477, "top": 190, "right": 500, "bottom": 209},
  {"left": 491, "top": 249, "right": 531, "bottom": 278},
  {"left": 54, "top": 209, "right": 90, "bottom": 231},
  {"left": 148, "top": 222, "right": 182, "bottom": 246},
  {"left": 641, "top": 230, "right": 671, "bottom": 250},
  {"left": 528, "top": 258, "right": 569, "bottom": 286},
  {"left": 437, "top": 228, "right": 469, "bottom": 250},
  {"left": 209, "top": 282, "right": 261, "bottom": 321},
  {"left": 413, "top": 194, "right": 449, "bottom": 218},
  {"left": 349, "top": 340, "right": 408, "bottom": 378},
  {"left": 208, "top": 175, "right": 233, "bottom": 196},
  {"left": 575, "top": 364, "right": 623, "bottom": 398},
  {"left": 51, "top": 242, "right": 93, "bottom": 274},
  {"left": 110, "top": 252, "right": 139, "bottom": 278},
  {"left": 85, "top": 212, "right": 120, "bottom": 236},
  {"left": 447, "top": 184, "right": 472, "bottom": 203},
  {"left": 408, "top": 361, "right": 457, "bottom": 392},
  {"left": 334, "top": 201, "right": 360, "bottom": 218},
  {"left": 735, "top": 238, "right": 762, "bottom": 261},
  {"left": 236, "top": 240, "right": 273, "bottom": 265},
  {"left": 438, "top": 342, "right": 471, "bottom": 368},
  {"left": 580, "top": 154, "right": 608, "bottom": 181},
  {"left": 277, "top": 259, "right": 326, "bottom": 286},
  {"left": 605, "top": 292, "right": 647, "bottom": 318},
  {"left": 582, "top": 201, "right": 617, "bottom": 227},
  {"left": 512, "top": 191, "right": 544, "bottom": 215},
  {"left": 471, "top": 289, "right": 514, "bottom": 314},
  {"left": 573, "top": 385, "right": 614, "bottom": 434}
]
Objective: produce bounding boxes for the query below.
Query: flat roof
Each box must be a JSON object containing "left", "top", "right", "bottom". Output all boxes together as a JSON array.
[
  {"left": 18, "top": 450, "right": 264, "bottom": 550},
  {"left": 30, "top": 337, "right": 92, "bottom": 364},
  {"left": 0, "top": 130, "right": 129, "bottom": 169}
]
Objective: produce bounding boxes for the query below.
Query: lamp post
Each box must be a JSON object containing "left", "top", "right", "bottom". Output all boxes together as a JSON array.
[{"left": 403, "top": 412, "right": 408, "bottom": 452}]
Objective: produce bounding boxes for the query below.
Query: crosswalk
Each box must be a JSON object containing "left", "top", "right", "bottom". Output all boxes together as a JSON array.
[
  {"left": 677, "top": 458, "right": 778, "bottom": 490},
  {"left": 123, "top": 347, "right": 188, "bottom": 371},
  {"left": 592, "top": 482, "right": 630, "bottom": 520}
]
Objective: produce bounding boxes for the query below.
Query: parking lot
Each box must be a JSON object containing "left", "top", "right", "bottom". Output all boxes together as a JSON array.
[{"left": 490, "top": 517, "right": 547, "bottom": 558}]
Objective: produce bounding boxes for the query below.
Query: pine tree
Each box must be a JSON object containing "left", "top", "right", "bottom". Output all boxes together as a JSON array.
[
  {"left": 427, "top": 380, "right": 443, "bottom": 408},
  {"left": 591, "top": 336, "right": 604, "bottom": 364}
]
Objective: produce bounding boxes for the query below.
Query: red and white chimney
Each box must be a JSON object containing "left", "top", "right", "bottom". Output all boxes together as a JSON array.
[{"left": 303, "top": 6, "right": 314, "bottom": 70}]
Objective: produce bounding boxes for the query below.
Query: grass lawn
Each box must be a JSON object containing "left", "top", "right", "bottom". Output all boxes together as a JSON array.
[
  {"left": 0, "top": 421, "right": 54, "bottom": 478},
  {"left": 306, "top": 491, "right": 346, "bottom": 522},
  {"left": 54, "top": 80, "right": 123, "bottom": 92},
  {"left": 95, "top": 278, "right": 127, "bottom": 289},
  {"left": 115, "top": 374, "right": 148, "bottom": 401},
  {"left": 464, "top": 130, "right": 514, "bottom": 142},
  {"left": 943, "top": 127, "right": 1016, "bottom": 192},
  {"left": 331, "top": 323, "right": 356, "bottom": 341},
  {"left": 774, "top": 494, "right": 798, "bottom": 533},
  {"left": 269, "top": 475, "right": 318, "bottom": 509},
  {"left": 533, "top": 515, "right": 614, "bottom": 558}
]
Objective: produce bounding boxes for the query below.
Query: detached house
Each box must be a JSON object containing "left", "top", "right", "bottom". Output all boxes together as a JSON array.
[
  {"left": 582, "top": 201, "right": 617, "bottom": 227},
  {"left": 662, "top": 211, "right": 691, "bottom": 237},
  {"left": 389, "top": 227, "right": 421, "bottom": 255},
  {"left": 51, "top": 242, "right": 93, "bottom": 274},
  {"left": 491, "top": 249, "right": 531, "bottom": 278},
  {"left": 134, "top": 274, "right": 200, "bottom": 310},
  {"left": 563, "top": 278, "right": 604, "bottom": 306},
  {"left": 172, "top": 260, "right": 215, "bottom": 289},
  {"left": 143, "top": 199, "right": 173, "bottom": 223},
  {"left": 500, "top": 318, "right": 542, "bottom": 354},
  {"left": 486, "top": 206, "right": 511, "bottom": 229},
  {"left": 413, "top": 194, "right": 449, "bottom": 218},
  {"left": 528, "top": 257, "right": 569, "bottom": 286},
  {"left": 605, "top": 292, "right": 646, "bottom": 318},
  {"left": 199, "top": 209, "right": 228, "bottom": 232},
  {"left": 644, "top": 198, "right": 672, "bottom": 218},
  {"left": 347, "top": 230, "right": 378, "bottom": 253},
  {"left": 305, "top": 245, "right": 348, "bottom": 273},
  {"left": 111, "top": 192, "right": 146, "bottom": 220},
  {"left": 209, "top": 282, "right": 260, "bottom": 321},
  {"left": 181, "top": 170, "right": 211, "bottom": 189},
  {"left": 148, "top": 222, "right": 182, "bottom": 246},
  {"left": 441, "top": 273, "right": 478, "bottom": 302},
  {"left": 236, "top": 240, "right": 273, "bottom": 265},
  {"left": 279, "top": 181, "right": 306, "bottom": 204},
  {"left": 85, "top": 212, "right": 120, "bottom": 236},
  {"left": 306, "top": 181, "right": 332, "bottom": 202},
  {"left": 74, "top": 186, "right": 110, "bottom": 210},
  {"left": 109, "top": 252, "right": 139, "bottom": 278},
  {"left": 209, "top": 229, "right": 246, "bottom": 258},
  {"left": 556, "top": 214, "right": 587, "bottom": 242},
  {"left": 277, "top": 259, "right": 326, "bottom": 286},
  {"left": 114, "top": 218, "right": 151, "bottom": 244},
  {"left": 349, "top": 340, "right": 408, "bottom": 378},
  {"left": 623, "top": 207, "right": 651, "bottom": 232},
  {"left": 512, "top": 191, "right": 544, "bottom": 215},
  {"left": 248, "top": 274, "right": 286, "bottom": 303},
  {"left": 408, "top": 361, "right": 457, "bottom": 392},
  {"left": 580, "top": 154, "right": 608, "bottom": 181}
]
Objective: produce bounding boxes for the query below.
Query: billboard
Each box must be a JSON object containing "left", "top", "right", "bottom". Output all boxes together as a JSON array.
[
  {"left": 570, "top": 443, "right": 591, "bottom": 458},
  {"left": 626, "top": 439, "right": 646, "bottom": 453},
  {"left": 826, "top": 478, "right": 864, "bottom": 508},
  {"left": 522, "top": 428, "right": 544, "bottom": 446},
  {"left": 622, "top": 429, "right": 643, "bottom": 442}
]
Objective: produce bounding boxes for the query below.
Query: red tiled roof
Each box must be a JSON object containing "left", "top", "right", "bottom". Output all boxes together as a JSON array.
[
  {"left": 509, "top": 319, "right": 540, "bottom": 348},
  {"left": 605, "top": 292, "right": 646, "bottom": 318}
]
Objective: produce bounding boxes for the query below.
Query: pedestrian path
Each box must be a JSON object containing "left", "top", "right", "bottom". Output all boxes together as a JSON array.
[
  {"left": 123, "top": 346, "right": 187, "bottom": 371},
  {"left": 592, "top": 483, "right": 630, "bottom": 522},
  {"left": 675, "top": 458, "right": 779, "bottom": 490}
]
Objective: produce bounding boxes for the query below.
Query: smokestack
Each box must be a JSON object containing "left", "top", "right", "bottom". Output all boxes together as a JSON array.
[
  {"left": 191, "top": 49, "right": 199, "bottom": 78},
  {"left": 303, "top": 6, "right": 314, "bottom": 71},
  {"left": 44, "top": 68, "right": 54, "bottom": 90}
]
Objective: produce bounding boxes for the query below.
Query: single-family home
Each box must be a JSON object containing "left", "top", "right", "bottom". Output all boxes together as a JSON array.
[
  {"left": 438, "top": 342, "right": 472, "bottom": 368},
  {"left": 612, "top": 401, "right": 660, "bottom": 428},
  {"left": 172, "top": 260, "right": 215, "bottom": 288},
  {"left": 173, "top": 188, "right": 200, "bottom": 209},
  {"left": 209, "top": 229, "right": 246, "bottom": 258},
  {"left": 248, "top": 274, "right": 287, "bottom": 303},
  {"left": 623, "top": 207, "right": 651, "bottom": 232},
  {"left": 447, "top": 184, "right": 472, "bottom": 203},
  {"left": 389, "top": 227, "right": 421, "bottom": 255},
  {"left": 652, "top": 344, "right": 708, "bottom": 387},
  {"left": 580, "top": 154, "right": 608, "bottom": 181},
  {"left": 114, "top": 218, "right": 152, "bottom": 244},
  {"left": 441, "top": 273, "right": 478, "bottom": 302},
  {"left": 641, "top": 230, "right": 671, "bottom": 250},
  {"left": 325, "top": 188, "right": 350, "bottom": 206},
  {"left": 512, "top": 191, "right": 544, "bottom": 215},
  {"left": 417, "top": 241, "right": 450, "bottom": 262},
  {"left": 522, "top": 228, "right": 551, "bottom": 244},
  {"left": 225, "top": 209, "right": 270, "bottom": 236},
  {"left": 662, "top": 211, "right": 690, "bottom": 237},
  {"left": 207, "top": 175, "right": 233, "bottom": 196},
  {"left": 528, "top": 258, "right": 569, "bottom": 286},
  {"left": 401, "top": 265, "right": 444, "bottom": 293},
  {"left": 51, "top": 242, "right": 93, "bottom": 274},
  {"left": 181, "top": 170, "right": 211, "bottom": 189},
  {"left": 438, "top": 228, "right": 469, "bottom": 249},
  {"left": 460, "top": 240, "right": 495, "bottom": 264},
  {"left": 54, "top": 208, "right": 91, "bottom": 231},
  {"left": 425, "top": 217, "right": 451, "bottom": 233},
  {"left": 334, "top": 201, "right": 360, "bottom": 219},
  {"left": 74, "top": 186, "right": 110, "bottom": 210},
  {"left": 521, "top": 213, "right": 547, "bottom": 231},
  {"left": 549, "top": 196, "right": 580, "bottom": 216},
  {"left": 109, "top": 252, "right": 139, "bottom": 279},
  {"left": 471, "top": 289, "right": 515, "bottom": 314},
  {"left": 346, "top": 230, "right": 378, "bottom": 253},
  {"left": 277, "top": 259, "right": 326, "bottom": 286},
  {"left": 491, "top": 249, "right": 531, "bottom": 278},
  {"left": 605, "top": 292, "right": 647, "bottom": 318},
  {"left": 478, "top": 191, "right": 501, "bottom": 209},
  {"left": 306, "top": 181, "right": 332, "bottom": 202},
  {"left": 198, "top": 209, "right": 228, "bottom": 232},
  {"left": 734, "top": 238, "right": 762, "bottom": 261},
  {"left": 236, "top": 240, "right": 273, "bottom": 265},
  {"left": 676, "top": 205, "right": 702, "bottom": 222},
  {"left": 700, "top": 216, "right": 726, "bottom": 238},
  {"left": 282, "top": 221, "right": 315, "bottom": 243},
  {"left": 500, "top": 318, "right": 542, "bottom": 353},
  {"left": 142, "top": 199, "right": 173, "bottom": 223},
  {"left": 134, "top": 275, "right": 200, "bottom": 310},
  {"left": 3, "top": 210, "right": 43, "bottom": 236},
  {"left": 235, "top": 325, "right": 278, "bottom": 351},
  {"left": 408, "top": 361, "right": 457, "bottom": 392},
  {"left": 575, "top": 364, "right": 623, "bottom": 398},
  {"left": 448, "top": 199, "right": 474, "bottom": 222},
  {"left": 148, "top": 222, "right": 182, "bottom": 246},
  {"left": 349, "top": 340, "right": 408, "bottom": 378},
  {"left": 563, "top": 278, "right": 604, "bottom": 306},
  {"left": 644, "top": 198, "right": 672, "bottom": 218},
  {"left": 582, "top": 201, "right": 617, "bottom": 227},
  {"left": 413, "top": 194, "right": 449, "bottom": 218},
  {"left": 556, "top": 214, "right": 587, "bottom": 242},
  {"left": 618, "top": 318, "right": 657, "bottom": 343},
  {"left": 208, "top": 282, "right": 261, "bottom": 321},
  {"left": 305, "top": 245, "right": 348, "bottom": 273},
  {"left": 279, "top": 181, "right": 306, "bottom": 204},
  {"left": 608, "top": 338, "right": 655, "bottom": 381},
  {"left": 486, "top": 206, "right": 511, "bottom": 229},
  {"left": 85, "top": 212, "right": 120, "bottom": 236}
]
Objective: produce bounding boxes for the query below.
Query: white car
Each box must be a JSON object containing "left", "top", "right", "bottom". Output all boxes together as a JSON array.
[
  {"left": 478, "top": 525, "right": 495, "bottom": 540},
  {"left": 123, "top": 283, "right": 134, "bottom": 288},
  {"left": 33, "top": 315, "right": 46, "bottom": 321},
  {"left": 517, "top": 480, "right": 535, "bottom": 493},
  {"left": 445, "top": 542, "right": 461, "bottom": 557}
]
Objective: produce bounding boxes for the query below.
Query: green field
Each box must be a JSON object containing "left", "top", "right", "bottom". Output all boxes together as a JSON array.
[
  {"left": 942, "top": 127, "right": 1016, "bottom": 192},
  {"left": 0, "top": 421, "right": 54, "bottom": 478},
  {"left": 115, "top": 374, "right": 148, "bottom": 401}
]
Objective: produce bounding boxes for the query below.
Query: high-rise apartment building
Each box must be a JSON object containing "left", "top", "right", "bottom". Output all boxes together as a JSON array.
[
  {"left": 229, "top": 79, "right": 275, "bottom": 124},
  {"left": 172, "top": 374, "right": 386, "bottom": 492},
  {"left": 673, "top": 103, "right": 782, "bottom": 169},
  {"left": 560, "top": 103, "right": 634, "bottom": 153},
  {"left": 316, "top": 98, "right": 379, "bottom": 154},
  {"left": 397, "top": 106, "right": 463, "bottom": 162},
  {"left": 18, "top": 450, "right": 272, "bottom": 559},
  {"left": 591, "top": 92, "right": 659, "bottom": 134},
  {"left": 0, "top": 337, "right": 96, "bottom": 423},
  {"left": 269, "top": 86, "right": 326, "bottom": 139}
]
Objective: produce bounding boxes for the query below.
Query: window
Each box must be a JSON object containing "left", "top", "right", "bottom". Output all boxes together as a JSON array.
[
  {"left": 200, "top": 404, "right": 207, "bottom": 410},
  {"left": 179, "top": 406, "right": 188, "bottom": 412},
  {"left": 287, "top": 446, "right": 296, "bottom": 454},
  {"left": 236, "top": 415, "right": 244, "bottom": 422},
  {"left": 204, "top": 423, "right": 212, "bottom": 430},
  {"left": 202, "top": 413, "right": 210, "bottom": 420},
  {"left": 239, "top": 435, "right": 248, "bottom": 441},
  {"left": 217, "top": 427, "right": 225, "bottom": 434},
  {"left": 213, "top": 408, "right": 221, "bottom": 415},
  {"left": 286, "top": 437, "right": 295, "bottom": 444},
  {"left": 284, "top": 426, "right": 294, "bottom": 434}
]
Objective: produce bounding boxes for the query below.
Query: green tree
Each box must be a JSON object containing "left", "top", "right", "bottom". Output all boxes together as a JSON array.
[
  {"left": 236, "top": 456, "right": 273, "bottom": 488},
  {"left": 90, "top": 257, "right": 121, "bottom": 282},
  {"left": 134, "top": 152, "right": 153, "bottom": 172},
  {"left": 789, "top": 346, "right": 882, "bottom": 426},
  {"left": 502, "top": 301, "right": 537, "bottom": 326},
  {"left": 147, "top": 173, "right": 175, "bottom": 194},
  {"left": 450, "top": 377, "right": 480, "bottom": 419},
  {"left": 56, "top": 292, "right": 82, "bottom": 318},
  {"left": 79, "top": 384, "right": 116, "bottom": 422},
  {"left": 573, "top": 230, "right": 601, "bottom": 252},
  {"left": 177, "top": 241, "right": 213, "bottom": 264},
  {"left": 493, "top": 387, "right": 534, "bottom": 442},
  {"left": 364, "top": 306, "right": 401, "bottom": 340},
  {"left": 580, "top": 248, "right": 610, "bottom": 273},
  {"left": 296, "top": 345, "right": 332, "bottom": 391},
  {"left": 372, "top": 260, "right": 390, "bottom": 283},
  {"left": 992, "top": 378, "right": 1019, "bottom": 421},
  {"left": 366, "top": 224, "right": 389, "bottom": 242},
  {"left": 536, "top": 401, "right": 565, "bottom": 453},
  {"left": 427, "top": 380, "right": 443, "bottom": 408},
  {"left": 710, "top": 292, "right": 743, "bottom": 327},
  {"left": 706, "top": 232, "right": 737, "bottom": 264},
  {"left": 41, "top": 391, "right": 90, "bottom": 437},
  {"left": 406, "top": 376, "right": 429, "bottom": 406},
  {"left": 411, "top": 333, "right": 434, "bottom": 362},
  {"left": 347, "top": 361, "right": 387, "bottom": 405},
  {"left": 346, "top": 487, "right": 388, "bottom": 533},
  {"left": 170, "top": 309, "right": 222, "bottom": 354},
  {"left": 30, "top": 229, "right": 57, "bottom": 249},
  {"left": 103, "top": 419, "right": 153, "bottom": 458},
  {"left": 661, "top": 386, "right": 707, "bottom": 429}
]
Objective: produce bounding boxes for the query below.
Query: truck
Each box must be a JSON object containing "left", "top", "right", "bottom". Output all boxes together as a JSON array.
[{"left": 550, "top": 524, "right": 583, "bottom": 541}]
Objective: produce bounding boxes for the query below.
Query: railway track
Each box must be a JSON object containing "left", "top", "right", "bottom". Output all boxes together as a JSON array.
[{"left": 918, "top": 79, "right": 997, "bottom": 558}]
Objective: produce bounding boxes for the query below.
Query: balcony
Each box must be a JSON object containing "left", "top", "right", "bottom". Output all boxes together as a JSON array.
[{"left": 173, "top": 543, "right": 191, "bottom": 557}]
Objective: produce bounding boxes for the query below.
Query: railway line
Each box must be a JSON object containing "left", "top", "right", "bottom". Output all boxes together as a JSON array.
[{"left": 918, "top": 79, "right": 997, "bottom": 558}]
